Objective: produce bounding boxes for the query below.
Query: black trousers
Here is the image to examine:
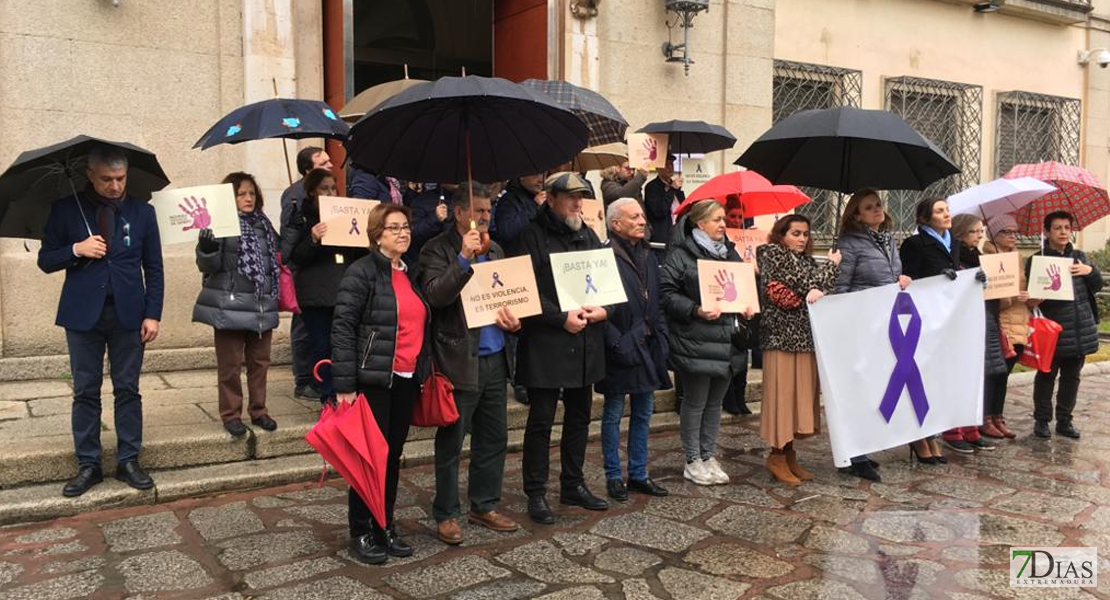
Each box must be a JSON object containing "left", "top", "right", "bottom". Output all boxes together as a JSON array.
[
  {"left": 986, "top": 344, "right": 1023, "bottom": 416},
  {"left": 1032, "top": 354, "right": 1085, "bottom": 424},
  {"left": 348, "top": 375, "right": 417, "bottom": 538},
  {"left": 522, "top": 386, "right": 592, "bottom": 498}
]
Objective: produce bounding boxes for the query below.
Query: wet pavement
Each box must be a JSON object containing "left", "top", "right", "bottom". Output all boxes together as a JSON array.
[{"left": 1, "top": 374, "right": 1108, "bottom": 599}]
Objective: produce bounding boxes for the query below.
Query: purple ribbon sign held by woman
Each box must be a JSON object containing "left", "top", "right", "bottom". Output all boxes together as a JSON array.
[{"left": 878, "top": 292, "right": 930, "bottom": 425}]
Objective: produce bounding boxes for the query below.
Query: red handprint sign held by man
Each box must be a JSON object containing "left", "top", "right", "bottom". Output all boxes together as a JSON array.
[{"left": 178, "top": 196, "right": 212, "bottom": 231}]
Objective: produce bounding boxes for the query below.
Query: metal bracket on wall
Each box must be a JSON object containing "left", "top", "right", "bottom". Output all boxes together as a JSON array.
[{"left": 570, "top": 0, "right": 601, "bottom": 19}]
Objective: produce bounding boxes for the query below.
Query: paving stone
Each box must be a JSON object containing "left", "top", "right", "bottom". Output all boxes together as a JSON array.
[
  {"left": 393, "top": 505, "right": 428, "bottom": 521},
  {"left": 100, "top": 512, "right": 182, "bottom": 552},
  {"left": 13, "top": 527, "right": 76, "bottom": 544},
  {"left": 802, "top": 526, "right": 871, "bottom": 554},
  {"left": 705, "top": 505, "right": 812, "bottom": 545},
  {"left": 552, "top": 532, "right": 607, "bottom": 556},
  {"left": 991, "top": 490, "right": 1091, "bottom": 525},
  {"left": 790, "top": 495, "right": 864, "bottom": 525},
  {"left": 34, "top": 540, "right": 88, "bottom": 557},
  {"left": 215, "top": 530, "right": 327, "bottom": 571},
  {"left": 244, "top": 556, "right": 343, "bottom": 589},
  {"left": 384, "top": 555, "right": 511, "bottom": 598},
  {"left": 0, "top": 380, "right": 71, "bottom": 402},
  {"left": 657, "top": 566, "right": 751, "bottom": 600},
  {"left": 877, "top": 558, "right": 945, "bottom": 589},
  {"left": 495, "top": 540, "right": 614, "bottom": 584},
  {"left": 869, "top": 483, "right": 933, "bottom": 505},
  {"left": 589, "top": 512, "right": 710, "bottom": 552},
  {"left": 532, "top": 586, "right": 605, "bottom": 600},
  {"left": 621, "top": 579, "right": 665, "bottom": 600},
  {"left": 642, "top": 495, "right": 719, "bottom": 521},
  {"left": 416, "top": 517, "right": 530, "bottom": 548},
  {"left": 593, "top": 547, "right": 662, "bottom": 576},
  {"left": 0, "top": 571, "right": 104, "bottom": 600},
  {"left": 802, "top": 554, "right": 879, "bottom": 584},
  {"left": 0, "top": 401, "right": 28, "bottom": 421},
  {"left": 259, "top": 575, "right": 390, "bottom": 600},
  {"left": 939, "top": 544, "right": 1011, "bottom": 565},
  {"left": 860, "top": 514, "right": 954, "bottom": 543},
  {"left": 876, "top": 543, "right": 921, "bottom": 557},
  {"left": 187, "top": 501, "right": 265, "bottom": 541},
  {"left": 765, "top": 579, "right": 868, "bottom": 600},
  {"left": 38, "top": 556, "right": 105, "bottom": 575},
  {"left": 702, "top": 482, "right": 782, "bottom": 507},
  {"left": 252, "top": 495, "right": 297, "bottom": 509},
  {"left": 792, "top": 481, "right": 870, "bottom": 501},
  {"left": 0, "top": 561, "right": 23, "bottom": 585},
  {"left": 450, "top": 579, "right": 546, "bottom": 600},
  {"left": 117, "top": 550, "right": 212, "bottom": 593},
  {"left": 274, "top": 519, "right": 309, "bottom": 529},
  {"left": 276, "top": 486, "right": 347, "bottom": 502},
  {"left": 684, "top": 543, "right": 793, "bottom": 578},
  {"left": 976, "top": 513, "right": 1066, "bottom": 547},
  {"left": 338, "top": 532, "right": 446, "bottom": 569},
  {"left": 283, "top": 503, "right": 348, "bottom": 526},
  {"left": 917, "top": 478, "right": 1015, "bottom": 502}
]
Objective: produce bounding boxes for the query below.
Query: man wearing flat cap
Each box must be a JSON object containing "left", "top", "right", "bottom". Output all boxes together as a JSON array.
[{"left": 514, "top": 172, "right": 610, "bottom": 524}]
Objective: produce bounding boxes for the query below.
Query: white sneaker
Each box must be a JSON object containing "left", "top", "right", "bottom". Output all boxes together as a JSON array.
[
  {"left": 703, "top": 457, "right": 730, "bottom": 485},
  {"left": 683, "top": 459, "right": 714, "bottom": 486}
]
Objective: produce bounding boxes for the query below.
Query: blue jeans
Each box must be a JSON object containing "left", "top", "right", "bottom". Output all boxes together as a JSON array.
[{"left": 601, "top": 392, "right": 654, "bottom": 481}]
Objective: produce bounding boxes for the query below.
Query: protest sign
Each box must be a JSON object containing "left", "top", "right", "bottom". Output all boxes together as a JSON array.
[
  {"left": 460, "top": 256, "right": 542, "bottom": 328},
  {"left": 1028, "top": 255, "right": 1075, "bottom": 301},
  {"left": 725, "top": 228, "right": 767, "bottom": 267},
  {"left": 151, "top": 183, "right": 239, "bottom": 246},
  {"left": 679, "top": 156, "right": 714, "bottom": 190},
  {"left": 318, "top": 196, "right": 380, "bottom": 247},
  {"left": 979, "top": 252, "right": 1021, "bottom": 301},
  {"left": 627, "top": 132, "right": 668, "bottom": 171},
  {"left": 550, "top": 248, "right": 627, "bottom": 311},
  {"left": 581, "top": 198, "right": 607, "bottom": 242},
  {"left": 697, "top": 259, "right": 759, "bottom": 313}
]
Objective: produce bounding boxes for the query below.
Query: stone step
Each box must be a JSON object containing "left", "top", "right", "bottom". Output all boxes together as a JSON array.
[{"left": 0, "top": 409, "right": 751, "bottom": 525}]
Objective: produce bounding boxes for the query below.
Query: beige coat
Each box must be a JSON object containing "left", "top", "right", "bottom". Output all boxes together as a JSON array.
[{"left": 983, "top": 241, "right": 1029, "bottom": 346}]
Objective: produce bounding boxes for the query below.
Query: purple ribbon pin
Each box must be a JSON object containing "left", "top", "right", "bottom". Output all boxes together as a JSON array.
[
  {"left": 878, "top": 292, "right": 929, "bottom": 425},
  {"left": 585, "top": 274, "right": 598, "bottom": 294},
  {"left": 491, "top": 272, "right": 504, "bottom": 288},
  {"left": 349, "top": 218, "right": 360, "bottom": 235}
]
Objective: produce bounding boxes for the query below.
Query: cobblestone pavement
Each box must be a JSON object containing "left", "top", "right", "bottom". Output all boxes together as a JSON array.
[{"left": 1, "top": 375, "right": 1109, "bottom": 599}]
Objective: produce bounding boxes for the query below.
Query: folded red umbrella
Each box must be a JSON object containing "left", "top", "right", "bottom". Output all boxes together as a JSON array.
[
  {"left": 305, "top": 402, "right": 361, "bottom": 499},
  {"left": 335, "top": 394, "right": 389, "bottom": 528},
  {"left": 1003, "top": 161, "right": 1110, "bottom": 235},
  {"left": 674, "top": 170, "right": 810, "bottom": 218}
]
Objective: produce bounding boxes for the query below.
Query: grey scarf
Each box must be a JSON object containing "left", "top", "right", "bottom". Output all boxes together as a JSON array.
[{"left": 692, "top": 228, "right": 729, "bottom": 259}]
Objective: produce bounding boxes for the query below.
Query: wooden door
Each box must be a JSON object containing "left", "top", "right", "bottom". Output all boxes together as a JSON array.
[{"left": 493, "top": 0, "right": 548, "bottom": 81}]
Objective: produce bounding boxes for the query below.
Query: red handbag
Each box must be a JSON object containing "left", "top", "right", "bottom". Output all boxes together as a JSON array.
[
  {"left": 1019, "top": 308, "right": 1062, "bottom": 373},
  {"left": 276, "top": 252, "right": 301, "bottom": 314},
  {"left": 412, "top": 364, "right": 459, "bottom": 427}
]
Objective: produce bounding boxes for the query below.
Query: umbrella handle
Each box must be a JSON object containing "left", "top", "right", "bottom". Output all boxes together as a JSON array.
[{"left": 313, "top": 359, "right": 332, "bottom": 383}]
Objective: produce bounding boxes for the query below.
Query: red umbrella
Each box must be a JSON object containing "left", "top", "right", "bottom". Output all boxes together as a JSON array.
[
  {"left": 335, "top": 394, "right": 389, "bottom": 528},
  {"left": 305, "top": 402, "right": 359, "bottom": 488},
  {"left": 674, "top": 170, "right": 810, "bottom": 218},
  {"left": 1003, "top": 161, "right": 1110, "bottom": 235}
]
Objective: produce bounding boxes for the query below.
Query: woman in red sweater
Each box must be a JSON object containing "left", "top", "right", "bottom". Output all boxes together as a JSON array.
[{"left": 331, "top": 203, "right": 431, "bottom": 565}]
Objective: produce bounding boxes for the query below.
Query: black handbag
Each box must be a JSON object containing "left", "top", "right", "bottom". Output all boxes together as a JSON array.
[{"left": 730, "top": 313, "right": 758, "bottom": 350}]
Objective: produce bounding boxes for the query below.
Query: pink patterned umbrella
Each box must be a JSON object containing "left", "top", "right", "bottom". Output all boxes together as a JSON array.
[{"left": 1003, "top": 161, "right": 1110, "bottom": 235}]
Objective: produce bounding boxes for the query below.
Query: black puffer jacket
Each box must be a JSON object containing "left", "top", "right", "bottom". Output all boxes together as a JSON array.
[
  {"left": 192, "top": 216, "right": 279, "bottom": 333},
  {"left": 280, "top": 196, "right": 368, "bottom": 308},
  {"left": 659, "top": 217, "right": 747, "bottom": 379},
  {"left": 330, "top": 251, "right": 432, "bottom": 392},
  {"left": 515, "top": 204, "right": 606, "bottom": 389},
  {"left": 1025, "top": 244, "right": 1104, "bottom": 358},
  {"left": 899, "top": 228, "right": 960, "bottom": 280},
  {"left": 960, "top": 245, "right": 1007, "bottom": 377}
]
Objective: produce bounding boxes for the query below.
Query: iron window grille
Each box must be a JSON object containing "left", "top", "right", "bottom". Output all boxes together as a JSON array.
[
  {"left": 772, "top": 60, "right": 862, "bottom": 239},
  {"left": 995, "top": 91, "right": 1081, "bottom": 178},
  {"left": 884, "top": 76, "right": 983, "bottom": 235}
]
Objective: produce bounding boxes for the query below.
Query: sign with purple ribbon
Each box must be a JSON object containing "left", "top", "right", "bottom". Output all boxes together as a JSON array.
[
  {"left": 549, "top": 248, "right": 628, "bottom": 311},
  {"left": 318, "top": 196, "right": 380, "bottom": 247},
  {"left": 878, "top": 292, "right": 929, "bottom": 425},
  {"left": 460, "top": 256, "right": 542, "bottom": 328}
]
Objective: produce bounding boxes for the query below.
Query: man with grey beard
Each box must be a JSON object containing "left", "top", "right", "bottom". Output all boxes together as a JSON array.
[{"left": 513, "top": 172, "right": 610, "bottom": 524}]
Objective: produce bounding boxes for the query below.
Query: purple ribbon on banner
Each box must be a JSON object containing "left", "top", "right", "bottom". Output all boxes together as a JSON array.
[{"left": 878, "top": 292, "right": 929, "bottom": 425}]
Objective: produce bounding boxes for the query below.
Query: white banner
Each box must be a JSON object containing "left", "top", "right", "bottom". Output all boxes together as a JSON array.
[{"left": 809, "top": 271, "right": 986, "bottom": 467}]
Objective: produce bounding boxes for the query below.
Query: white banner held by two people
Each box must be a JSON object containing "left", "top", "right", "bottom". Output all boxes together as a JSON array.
[{"left": 809, "top": 270, "right": 986, "bottom": 467}]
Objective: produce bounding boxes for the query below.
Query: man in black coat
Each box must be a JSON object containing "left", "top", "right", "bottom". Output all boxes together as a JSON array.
[
  {"left": 406, "top": 184, "right": 455, "bottom": 263},
  {"left": 643, "top": 156, "right": 684, "bottom": 254},
  {"left": 516, "top": 173, "right": 611, "bottom": 524},
  {"left": 419, "top": 183, "right": 523, "bottom": 545}
]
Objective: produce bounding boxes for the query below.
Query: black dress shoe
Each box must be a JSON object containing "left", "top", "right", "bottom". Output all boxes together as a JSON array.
[
  {"left": 224, "top": 419, "right": 247, "bottom": 436},
  {"left": 722, "top": 398, "right": 742, "bottom": 416},
  {"left": 115, "top": 462, "right": 154, "bottom": 490},
  {"left": 294, "top": 384, "right": 321, "bottom": 400},
  {"left": 375, "top": 525, "right": 412, "bottom": 557},
  {"left": 513, "top": 385, "right": 529, "bottom": 405},
  {"left": 627, "top": 477, "right": 669, "bottom": 497},
  {"left": 560, "top": 484, "right": 609, "bottom": 511},
  {"left": 1034, "top": 420, "right": 1052, "bottom": 438},
  {"left": 738, "top": 402, "right": 752, "bottom": 415},
  {"left": 1056, "top": 421, "right": 1081, "bottom": 439},
  {"left": 349, "top": 534, "right": 388, "bottom": 564},
  {"left": 848, "top": 462, "right": 882, "bottom": 482},
  {"left": 251, "top": 415, "right": 278, "bottom": 431},
  {"left": 606, "top": 479, "right": 628, "bottom": 501},
  {"left": 62, "top": 466, "right": 103, "bottom": 497},
  {"left": 528, "top": 495, "right": 555, "bottom": 525}
]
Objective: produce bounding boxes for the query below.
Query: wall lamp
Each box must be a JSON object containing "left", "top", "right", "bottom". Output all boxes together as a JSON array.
[{"left": 662, "top": 0, "right": 710, "bottom": 76}]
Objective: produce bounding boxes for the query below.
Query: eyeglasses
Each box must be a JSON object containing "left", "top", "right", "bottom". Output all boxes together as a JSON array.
[
  {"left": 383, "top": 224, "right": 411, "bottom": 235},
  {"left": 996, "top": 229, "right": 1018, "bottom": 236}
]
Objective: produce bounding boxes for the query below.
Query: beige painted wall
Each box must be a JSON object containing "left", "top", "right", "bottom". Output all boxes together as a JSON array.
[{"left": 0, "top": 0, "right": 323, "bottom": 364}]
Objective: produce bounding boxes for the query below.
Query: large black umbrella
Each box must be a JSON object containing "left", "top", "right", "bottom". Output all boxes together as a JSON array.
[
  {"left": 637, "top": 120, "right": 737, "bottom": 155},
  {"left": 346, "top": 75, "right": 590, "bottom": 184},
  {"left": 193, "top": 98, "right": 349, "bottom": 150},
  {"left": 0, "top": 136, "right": 170, "bottom": 239},
  {"left": 734, "top": 106, "right": 960, "bottom": 194},
  {"left": 520, "top": 79, "right": 628, "bottom": 147}
]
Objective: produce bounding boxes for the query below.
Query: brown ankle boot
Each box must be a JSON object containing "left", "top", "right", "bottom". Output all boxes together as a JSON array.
[
  {"left": 994, "top": 416, "right": 1016, "bottom": 439},
  {"left": 979, "top": 416, "right": 1005, "bottom": 439},
  {"left": 767, "top": 453, "right": 801, "bottom": 486},
  {"left": 784, "top": 448, "right": 814, "bottom": 481}
]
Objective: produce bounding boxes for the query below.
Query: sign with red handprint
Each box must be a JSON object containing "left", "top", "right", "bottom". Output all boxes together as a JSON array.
[
  {"left": 151, "top": 183, "right": 240, "bottom": 246},
  {"left": 581, "top": 199, "right": 607, "bottom": 242},
  {"left": 1028, "top": 256, "right": 1075, "bottom": 301},
  {"left": 627, "top": 132, "right": 669, "bottom": 171},
  {"left": 697, "top": 259, "right": 759, "bottom": 314}
]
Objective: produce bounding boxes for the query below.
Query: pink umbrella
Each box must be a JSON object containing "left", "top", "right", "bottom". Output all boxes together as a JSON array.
[{"left": 1003, "top": 161, "right": 1110, "bottom": 235}]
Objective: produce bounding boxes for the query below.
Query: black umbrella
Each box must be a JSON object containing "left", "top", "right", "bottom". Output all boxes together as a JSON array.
[
  {"left": 734, "top": 106, "right": 960, "bottom": 194},
  {"left": 193, "top": 98, "right": 349, "bottom": 150},
  {"left": 0, "top": 136, "right": 170, "bottom": 239},
  {"left": 637, "top": 120, "right": 737, "bottom": 155},
  {"left": 346, "top": 75, "right": 590, "bottom": 184},
  {"left": 520, "top": 79, "right": 628, "bottom": 147}
]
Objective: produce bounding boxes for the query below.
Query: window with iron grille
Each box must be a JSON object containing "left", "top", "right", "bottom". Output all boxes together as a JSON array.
[
  {"left": 995, "top": 91, "right": 1081, "bottom": 178},
  {"left": 884, "top": 77, "right": 982, "bottom": 234},
  {"left": 772, "top": 60, "right": 862, "bottom": 238}
]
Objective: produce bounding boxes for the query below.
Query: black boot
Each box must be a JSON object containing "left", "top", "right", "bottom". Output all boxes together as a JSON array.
[
  {"left": 374, "top": 522, "right": 413, "bottom": 558},
  {"left": 1056, "top": 421, "right": 1081, "bottom": 439},
  {"left": 349, "top": 533, "right": 388, "bottom": 564},
  {"left": 1034, "top": 420, "right": 1051, "bottom": 438}
]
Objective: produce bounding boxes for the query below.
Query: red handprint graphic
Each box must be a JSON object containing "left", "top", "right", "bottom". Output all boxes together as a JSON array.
[
  {"left": 1043, "top": 263, "right": 1062, "bottom": 292},
  {"left": 714, "top": 269, "right": 738, "bottom": 303},
  {"left": 643, "top": 137, "right": 658, "bottom": 162},
  {"left": 179, "top": 196, "right": 212, "bottom": 231}
]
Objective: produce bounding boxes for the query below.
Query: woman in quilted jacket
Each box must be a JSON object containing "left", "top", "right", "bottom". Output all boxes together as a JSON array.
[
  {"left": 758, "top": 215, "right": 840, "bottom": 485},
  {"left": 981, "top": 213, "right": 1028, "bottom": 439}
]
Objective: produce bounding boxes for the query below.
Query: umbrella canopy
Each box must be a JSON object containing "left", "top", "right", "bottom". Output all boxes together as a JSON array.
[
  {"left": 1003, "top": 161, "right": 1110, "bottom": 234},
  {"left": 346, "top": 75, "right": 590, "bottom": 183},
  {"left": 335, "top": 395, "right": 389, "bottom": 528},
  {"left": 339, "top": 78, "right": 430, "bottom": 123},
  {"left": 637, "top": 120, "right": 737, "bottom": 155},
  {"left": 193, "top": 98, "right": 350, "bottom": 150},
  {"left": 520, "top": 79, "right": 628, "bottom": 147},
  {"left": 305, "top": 402, "right": 361, "bottom": 499},
  {"left": 734, "top": 106, "right": 960, "bottom": 194},
  {"left": 674, "top": 170, "right": 810, "bottom": 217},
  {"left": 947, "top": 177, "right": 1056, "bottom": 222},
  {"left": 0, "top": 135, "right": 170, "bottom": 239},
  {"left": 571, "top": 143, "right": 627, "bottom": 172}
]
